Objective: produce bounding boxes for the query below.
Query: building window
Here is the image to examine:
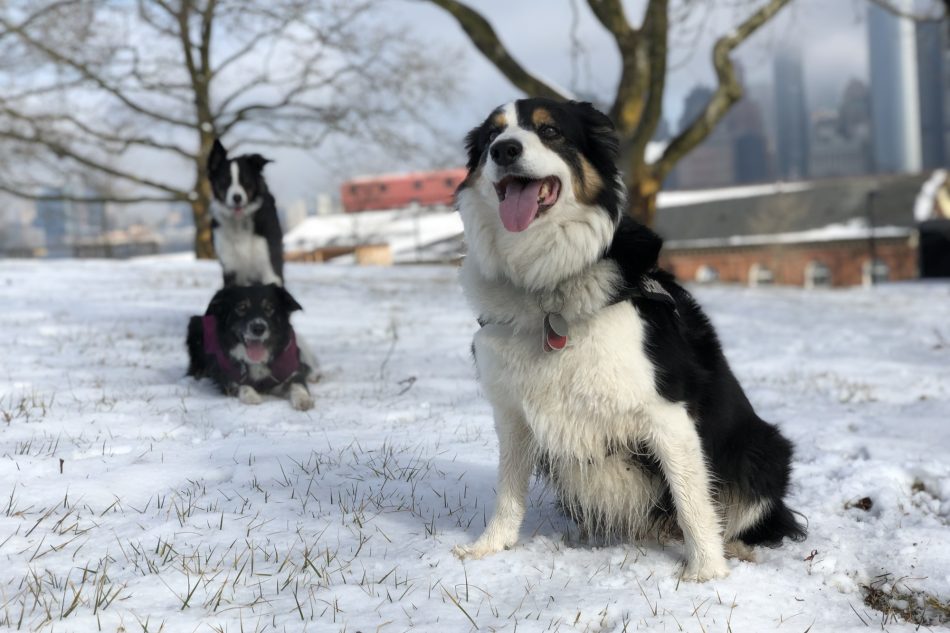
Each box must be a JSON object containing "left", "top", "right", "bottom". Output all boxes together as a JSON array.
[
  {"left": 695, "top": 264, "right": 719, "bottom": 284},
  {"left": 414, "top": 180, "right": 423, "bottom": 190},
  {"left": 748, "top": 263, "right": 774, "bottom": 287},
  {"left": 862, "top": 259, "right": 889, "bottom": 287},
  {"left": 445, "top": 178, "right": 455, "bottom": 187},
  {"left": 379, "top": 184, "right": 388, "bottom": 192},
  {"left": 349, "top": 185, "right": 357, "bottom": 194},
  {"left": 804, "top": 261, "right": 831, "bottom": 289}
]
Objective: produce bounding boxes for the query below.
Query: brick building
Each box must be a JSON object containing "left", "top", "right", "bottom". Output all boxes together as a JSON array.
[
  {"left": 341, "top": 168, "right": 467, "bottom": 213},
  {"left": 655, "top": 174, "right": 934, "bottom": 287}
]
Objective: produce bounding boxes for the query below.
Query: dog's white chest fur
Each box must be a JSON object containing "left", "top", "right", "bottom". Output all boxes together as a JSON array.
[
  {"left": 213, "top": 213, "right": 279, "bottom": 286},
  {"left": 475, "top": 303, "right": 657, "bottom": 460}
]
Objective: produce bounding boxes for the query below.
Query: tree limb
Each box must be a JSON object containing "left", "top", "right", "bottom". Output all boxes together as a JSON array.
[
  {"left": 0, "top": 182, "right": 182, "bottom": 204},
  {"left": 425, "top": 0, "right": 569, "bottom": 100},
  {"left": 626, "top": 0, "right": 668, "bottom": 171}
]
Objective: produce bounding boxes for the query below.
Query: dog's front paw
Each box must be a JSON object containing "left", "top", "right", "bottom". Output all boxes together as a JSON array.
[
  {"left": 680, "top": 554, "right": 729, "bottom": 582},
  {"left": 289, "top": 384, "right": 314, "bottom": 411},
  {"left": 238, "top": 385, "right": 263, "bottom": 405},
  {"left": 681, "top": 555, "right": 730, "bottom": 582},
  {"left": 453, "top": 542, "right": 503, "bottom": 560}
]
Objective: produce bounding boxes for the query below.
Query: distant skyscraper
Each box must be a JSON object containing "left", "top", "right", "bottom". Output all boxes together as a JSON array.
[
  {"left": 725, "top": 64, "right": 771, "bottom": 184},
  {"left": 673, "top": 86, "right": 735, "bottom": 189},
  {"left": 916, "top": 21, "right": 947, "bottom": 169},
  {"left": 774, "top": 46, "right": 809, "bottom": 180},
  {"left": 677, "top": 86, "right": 714, "bottom": 134},
  {"left": 34, "top": 189, "right": 68, "bottom": 255},
  {"left": 867, "top": 0, "right": 922, "bottom": 173}
]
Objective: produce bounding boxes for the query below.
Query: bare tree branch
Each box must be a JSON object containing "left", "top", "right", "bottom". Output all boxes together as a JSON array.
[
  {"left": 1, "top": 0, "right": 460, "bottom": 255},
  {"left": 425, "top": 0, "right": 568, "bottom": 100}
]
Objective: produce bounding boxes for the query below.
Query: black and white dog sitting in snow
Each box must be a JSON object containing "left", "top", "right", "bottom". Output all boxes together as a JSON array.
[
  {"left": 207, "top": 138, "right": 284, "bottom": 287},
  {"left": 187, "top": 284, "right": 313, "bottom": 410},
  {"left": 452, "top": 98, "right": 805, "bottom": 582}
]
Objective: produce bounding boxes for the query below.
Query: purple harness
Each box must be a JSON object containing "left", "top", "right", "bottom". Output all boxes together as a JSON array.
[{"left": 201, "top": 315, "right": 301, "bottom": 390}]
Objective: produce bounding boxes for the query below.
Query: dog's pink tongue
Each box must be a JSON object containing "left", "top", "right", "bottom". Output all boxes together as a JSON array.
[
  {"left": 499, "top": 179, "right": 543, "bottom": 232},
  {"left": 246, "top": 341, "right": 267, "bottom": 363}
]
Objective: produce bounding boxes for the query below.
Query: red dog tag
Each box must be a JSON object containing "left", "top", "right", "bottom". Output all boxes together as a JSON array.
[{"left": 543, "top": 313, "right": 569, "bottom": 352}]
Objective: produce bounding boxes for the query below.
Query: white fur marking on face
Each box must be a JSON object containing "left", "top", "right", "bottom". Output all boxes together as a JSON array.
[{"left": 226, "top": 161, "right": 248, "bottom": 208}]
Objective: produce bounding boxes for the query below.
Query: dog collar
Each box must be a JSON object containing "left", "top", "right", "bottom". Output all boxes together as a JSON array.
[{"left": 201, "top": 315, "right": 301, "bottom": 389}]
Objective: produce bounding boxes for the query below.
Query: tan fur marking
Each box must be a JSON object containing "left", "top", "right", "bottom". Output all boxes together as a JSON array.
[
  {"left": 492, "top": 112, "right": 507, "bottom": 129},
  {"left": 573, "top": 155, "right": 604, "bottom": 205},
  {"left": 532, "top": 108, "right": 555, "bottom": 127}
]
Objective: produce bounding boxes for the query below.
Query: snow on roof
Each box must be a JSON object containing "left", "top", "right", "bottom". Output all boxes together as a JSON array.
[
  {"left": 658, "top": 181, "right": 814, "bottom": 208},
  {"left": 283, "top": 206, "right": 463, "bottom": 262},
  {"left": 664, "top": 217, "right": 913, "bottom": 250},
  {"left": 914, "top": 169, "right": 947, "bottom": 222}
]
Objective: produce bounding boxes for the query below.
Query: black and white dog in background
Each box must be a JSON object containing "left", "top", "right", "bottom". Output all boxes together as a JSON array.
[
  {"left": 187, "top": 284, "right": 313, "bottom": 410},
  {"left": 207, "top": 139, "right": 284, "bottom": 287},
  {"left": 453, "top": 98, "right": 805, "bottom": 582}
]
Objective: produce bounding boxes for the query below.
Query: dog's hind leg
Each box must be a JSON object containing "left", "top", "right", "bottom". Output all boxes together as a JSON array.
[
  {"left": 646, "top": 401, "right": 729, "bottom": 582},
  {"left": 454, "top": 404, "right": 533, "bottom": 560}
]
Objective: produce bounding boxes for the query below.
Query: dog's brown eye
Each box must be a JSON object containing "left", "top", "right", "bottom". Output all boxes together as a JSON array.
[
  {"left": 538, "top": 125, "right": 561, "bottom": 140},
  {"left": 262, "top": 301, "right": 274, "bottom": 316},
  {"left": 236, "top": 300, "right": 249, "bottom": 316},
  {"left": 487, "top": 128, "right": 500, "bottom": 143}
]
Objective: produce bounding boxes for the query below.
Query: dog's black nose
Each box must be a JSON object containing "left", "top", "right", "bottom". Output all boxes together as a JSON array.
[
  {"left": 231, "top": 193, "right": 244, "bottom": 205},
  {"left": 250, "top": 322, "right": 266, "bottom": 336},
  {"left": 490, "top": 139, "right": 522, "bottom": 167}
]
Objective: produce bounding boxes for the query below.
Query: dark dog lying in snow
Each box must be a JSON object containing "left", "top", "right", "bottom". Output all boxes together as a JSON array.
[{"left": 187, "top": 284, "right": 313, "bottom": 410}]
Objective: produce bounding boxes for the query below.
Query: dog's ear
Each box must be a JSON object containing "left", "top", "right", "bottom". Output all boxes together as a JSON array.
[
  {"left": 572, "top": 101, "right": 619, "bottom": 162},
  {"left": 205, "top": 288, "right": 231, "bottom": 318},
  {"left": 208, "top": 138, "right": 227, "bottom": 173},
  {"left": 463, "top": 124, "right": 485, "bottom": 172},
  {"left": 271, "top": 284, "right": 303, "bottom": 313},
  {"left": 246, "top": 154, "right": 272, "bottom": 173}
]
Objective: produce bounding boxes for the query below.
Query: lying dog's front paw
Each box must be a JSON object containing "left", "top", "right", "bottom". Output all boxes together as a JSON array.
[
  {"left": 681, "top": 555, "right": 730, "bottom": 582},
  {"left": 238, "top": 385, "right": 263, "bottom": 405},
  {"left": 289, "top": 384, "right": 314, "bottom": 411}
]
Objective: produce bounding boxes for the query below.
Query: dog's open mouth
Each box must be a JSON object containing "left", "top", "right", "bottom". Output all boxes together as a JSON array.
[
  {"left": 243, "top": 338, "right": 268, "bottom": 363},
  {"left": 494, "top": 175, "right": 560, "bottom": 232}
]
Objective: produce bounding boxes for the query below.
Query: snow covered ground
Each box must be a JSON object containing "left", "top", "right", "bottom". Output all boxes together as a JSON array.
[{"left": 1, "top": 258, "right": 948, "bottom": 632}]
